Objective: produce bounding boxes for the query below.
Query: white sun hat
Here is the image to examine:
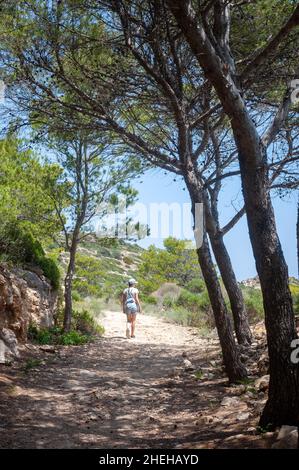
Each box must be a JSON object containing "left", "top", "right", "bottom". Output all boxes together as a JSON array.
[{"left": 128, "top": 278, "right": 138, "bottom": 285}]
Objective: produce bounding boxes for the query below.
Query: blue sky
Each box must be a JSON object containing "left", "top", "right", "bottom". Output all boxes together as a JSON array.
[{"left": 132, "top": 168, "right": 297, "bottom": 282}]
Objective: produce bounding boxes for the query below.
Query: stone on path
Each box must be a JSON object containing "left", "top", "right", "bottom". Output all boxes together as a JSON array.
[{"left": 272, "top": 425, "right": 298, "bottom": 449}]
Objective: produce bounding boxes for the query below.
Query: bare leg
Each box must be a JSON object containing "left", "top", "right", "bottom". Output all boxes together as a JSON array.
[
  {"left": 126, "top": 314, "right": 132, "bottom": 338},
  {"left": 131, "top": 316, "right": 136, "bottom": 337}
]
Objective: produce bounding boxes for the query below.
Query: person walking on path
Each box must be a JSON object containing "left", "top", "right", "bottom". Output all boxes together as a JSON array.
[{"left": 122, "top": 278, "right": 142, "bottom": 339}]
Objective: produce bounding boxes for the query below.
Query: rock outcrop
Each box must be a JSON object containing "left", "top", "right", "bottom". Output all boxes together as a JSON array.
[
  {"left": 272, "top": 426, "right": 299, "bottom": 449},
  {"left": 0, "top": 263, "right": 57, "bottom": 361},
  {"left": 239, "top": 276, "right": 260, "bottom": 289},
  {"left": 0, "top": 328, "right": 19, "bottom": 363}
]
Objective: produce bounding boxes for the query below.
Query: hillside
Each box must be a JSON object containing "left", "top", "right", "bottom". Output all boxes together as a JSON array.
[
  {"left": 48, "top": 236, "right": 144, "bottom": 305},
  {"left": 48, "top": 236, "right": 299, "bottom": 328}
]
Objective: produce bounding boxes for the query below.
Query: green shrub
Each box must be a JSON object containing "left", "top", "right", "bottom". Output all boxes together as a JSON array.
[
  {"left": 161, "top": 306, "right": 208, "bottom": 328},
  {"left": 37, "top": 256, "right": 60, "bottom": 290},
  {"left": 186, "top": 278, "right": 206, "bottom": 294},
  {"left": 0, "top": 253, "right": 12, "bottom": 265},
  {"left": 0, "top": 222, "right": 60, "bottom": 289},
  {"left": 137, "top": 277, "right": 162, "bottom": 295},
  {"left": 289, "top": 283, "right": 299, "bottom": 296},
  {"left": 293, "top": 293, "right": 299, "bottom": 315},
  {"left": 176, "top": 289, "right": 203, "bottom": 313},
  {"left": 142, "top": 295, "right": 158, "bottom": 305},
  {"left": 72, "top": 254, "right": 104, "bottom": 297},
  {"left": 137, "top": 238, "right": 202, "bottom": 292},
  {"left": 290, "top": 284, "right": 299, "bottom": 315},
  {"left": 28, "top": 326, "right": 91, "bottom": 346},
  {"left": 27, "top": 323, "right": 42, "bottom": 342},
  {"left": 194, "top": 370, "right": 204, "bottom": 380},
  {"left": 28, "top": 324, "right": 61, "bottom": 344},
  {"left": 242, "top": 287, "right": 264, "bottom": 321},
  {"left": 57, "top": 331, "right": 89, "bottom": 345},
  {"left": 162, "top": 295, "right": 175, "bottom": 308},
  {"left": 72, "top": 309, "right": 104, "bottom": 336},
  {"left": 27, "top": 309, "right": 104, "bottom": 346},
  {"left": 107, "top": 248, "right": 122, "bottom": 260},
  {"left": 154, "top": 286, "right": 213, "bottom": 329},
  {"left": 197, "top": 290, "right": 211, "bottom": 311},
  {"left": 72, "top": 290, "right": 82, "bottom": 302},
  {"left": 23, "top": 232, "right": 44, "bottom": 262},
  {"left": 35, "top": 329, "right": 53, "bottom": 345},
  {"left": 23, "top": 358, "right": 43, "bottom": 373}
]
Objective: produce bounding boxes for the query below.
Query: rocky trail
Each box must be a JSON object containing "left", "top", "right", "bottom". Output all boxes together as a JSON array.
[{"left": 0, "top": 311, "right": 282, "bottom": 449}]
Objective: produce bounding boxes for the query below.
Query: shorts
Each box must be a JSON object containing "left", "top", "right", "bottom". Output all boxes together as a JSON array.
[{"left": 126, "top": 305, "right": 137, "bottom": 315}]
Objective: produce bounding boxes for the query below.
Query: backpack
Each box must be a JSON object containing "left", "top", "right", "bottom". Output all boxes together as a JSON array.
[{"left": 125, "top": 287, "right": 137, "bottom": 308}]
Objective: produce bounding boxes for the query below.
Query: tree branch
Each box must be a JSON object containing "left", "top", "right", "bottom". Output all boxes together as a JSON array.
[
  {"left": 240, "top": 5, "right": 299, "bottom": 81},
  {"left": 221, "top": 206, "right": 246, "bottom": 235}
]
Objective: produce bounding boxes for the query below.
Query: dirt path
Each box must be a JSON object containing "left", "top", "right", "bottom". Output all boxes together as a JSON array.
[{"left": 0, "top": 312, "right": 274, "bottom": 449}]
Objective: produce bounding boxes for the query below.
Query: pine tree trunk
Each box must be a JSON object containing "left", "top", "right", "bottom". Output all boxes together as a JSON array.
[
  {"left": 63, "top": 240, "right": 78, "bottom": 333},
  {"left": 185, "top": 168, "right": 247, "bottom": 382},
  {"left": 167, "top": 0, "right": 299, "bottom": 427},
  {"left": 63, "top": 274, "right": 73, "bottom": 333},
  {"left": 204, "top": 194, "right": 252, "bottom": 346},
  {"left": 197, "top": 233, "right": 247, "bottom": 382},
  {"left": 297, "top": 197, "right": 299, "bottom": 279},
  {"left": 208, "top": 230, "right": 252, "bottom": 345},
  {"left": 245, "top": 170, "right": 299, "bottom": 428},
  {"left": 236, "top": 137, "right": 299, "bottom": 428}
]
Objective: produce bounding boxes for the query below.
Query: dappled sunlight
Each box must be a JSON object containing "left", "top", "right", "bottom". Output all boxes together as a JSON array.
[{"left": 0, "top": 311, "right": 275, "bottom": 449}]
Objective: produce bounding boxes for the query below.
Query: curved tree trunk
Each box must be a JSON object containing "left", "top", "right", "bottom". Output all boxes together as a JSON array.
[
  {"left": 297, "top": 196, "right": 299, "bottom": 279},
  {"left": 185, "top": 168, "right": 247, "bottom": 382},
  {"left": 244, "top": 167, "right": 299, "bottom": 428},
  {"left": 168, "top": 0, "right": 299, "bottom": 428},
  {"left": 197, "top": 234, "right": 247, "bottom": 382},
  {"left": 208, "top": 230, "right": 252, "bottom": 346},
  {"left": 204, "top": 193, "right": 252, "bottom": 346}
]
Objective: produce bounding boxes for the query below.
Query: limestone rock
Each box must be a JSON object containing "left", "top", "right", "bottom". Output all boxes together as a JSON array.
[
  {"left": 183, "top": 359, "right": 195, "bottom": 371},
  {"left": 240, "top": 276, "right": 260, "bottom": 289},
  {"left": 0, "top": 263, "right": 57, "bottom": 362},
  {"left": 254, "top": 375, "right": 270, "bottom": 391},
  {"left": 257, "top": 353, "right": 269, "bottom": 375},
  {"left": 205, "top": 372, "right": 214, "bottom": 380},
  {"left": 0, "top": 328, "right": 19, "bottom": 363},
  {"left": 221, "top": 396, "right": 243, "bottom": 407},
  {"left": 272, "top": 426, "right": 298, "bottom": 449},
  {"left": 246, "top": 427, "right": 257, "bottom": 434},
  {"left": 277, "top": 425, "right": 298, "bottom": 441},
  {"left": 168, "top": 367, "right": 181, "bottom": 378},
  {"left": 0, "top": 264, "right": 57, "bottom": 339},
  {"left": 231, "top": 384, "right": 247, "bottom": 396},
  {"left": 236, "top": 412, "right": 250, "bottom": 421}
]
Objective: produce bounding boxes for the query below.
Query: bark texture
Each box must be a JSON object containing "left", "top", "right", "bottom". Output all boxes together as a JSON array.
[
  {"left": 204, "top": 190, "right": 252, "bottom": 346},
  {"left": 63, "top": 241, "right": 77, "bottom": 333},
  {"left": 185, "top": 165, "right": 247, "bottom": 382},
  {"left": 168, "top": 0, "right": 299, "bottom": 426},
  {"left": 208, "top": 229, "right": 252, "bottom": 346}
]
